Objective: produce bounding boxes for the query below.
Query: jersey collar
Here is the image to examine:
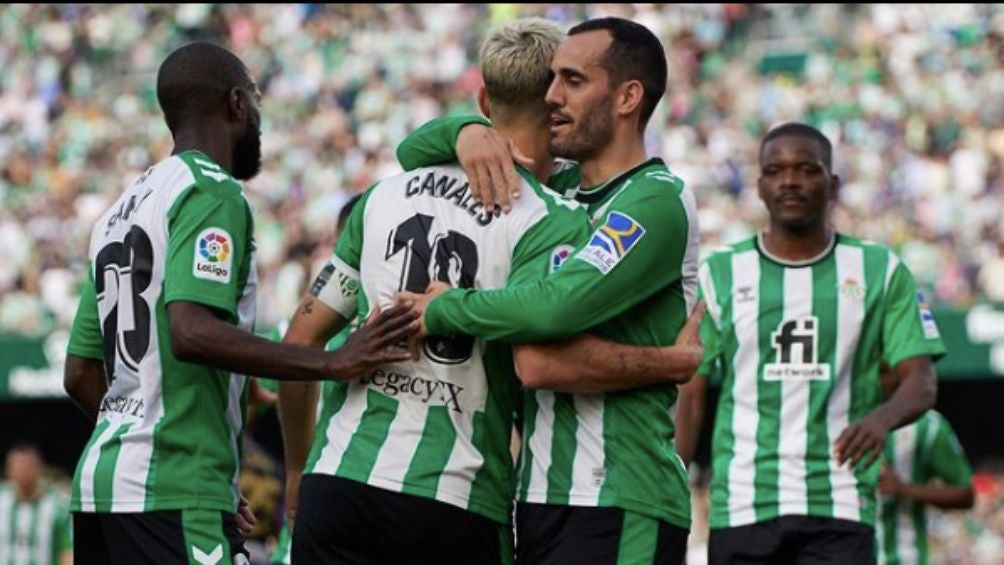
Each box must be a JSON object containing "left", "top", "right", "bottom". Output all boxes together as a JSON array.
[{"left": 575, "top": 157, "right": 665, "bottom": 204}]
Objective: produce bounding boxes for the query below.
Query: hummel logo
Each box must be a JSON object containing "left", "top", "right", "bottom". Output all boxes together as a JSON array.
[
  {"left": 735, "top": 286, "right": 756, "bottom": 303},
  {"left": 193, "top": 544, "right": 223, "bottom": 565}
]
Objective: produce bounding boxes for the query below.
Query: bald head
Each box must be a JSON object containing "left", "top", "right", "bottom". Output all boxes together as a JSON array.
[{"left": 156, "top": 42, "right": 254, "bottom": 134}]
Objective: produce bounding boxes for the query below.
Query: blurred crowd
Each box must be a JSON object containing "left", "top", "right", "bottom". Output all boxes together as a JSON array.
[{"left": 2, "top": 4, "right": 1004, "bottom": 337}]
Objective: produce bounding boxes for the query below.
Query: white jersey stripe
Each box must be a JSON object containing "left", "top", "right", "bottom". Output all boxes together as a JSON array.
[
  {"left": 78, "top": 420, "right": 122, "bottom": 512},
  {"left": 369, "top": 397, "right": 431, "bottom": 490},
  {"left": 570, "top": 394, "right": 605, "bottom": 503},
  {"left": 777, "top": 266, "right": 812, "bottom": 517},
  {"left": 310, "top": 381, "right": 370, "bottom": 475},
  {"left": 893, "top": 424, "right": 918, "bottom": 564},
  {"left": 727, "top": 250, "right": 761, "bottom": 526},
  {"left": 13, "top": 503, "right": 31, "bottom": 565},
  {"left": 0, "top": 489, "right": 13, "bottom": 559},
  {"left": 35, "top": 495, "right": 55, "bottom": 565},
  {"left": 523, "top": 391, "right": 556, "bottom": 504},
  {"left": 830, "top": 245, "right": 864, "bottom": 521}
]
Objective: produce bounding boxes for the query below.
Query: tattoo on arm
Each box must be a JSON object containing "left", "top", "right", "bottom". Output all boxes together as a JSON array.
[{"left": 300, "top": 300, "right": 314, "bottom": 316}]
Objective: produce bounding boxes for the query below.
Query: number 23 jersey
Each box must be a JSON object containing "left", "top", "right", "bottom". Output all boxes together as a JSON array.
[
  {"left": 309, "top": 164, "right": 590, "bottom": 523},
  {"left": 67, "top": 150, "right": 256, "bottom": 513}
]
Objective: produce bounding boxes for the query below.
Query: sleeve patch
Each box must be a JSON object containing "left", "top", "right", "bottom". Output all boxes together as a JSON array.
[
  {"left": 193, "top": 227, "right": 234, "bottom": 283},
  {"left": 312, "top": 255, "right": 361, "bottom": 319},
  {"left": 576, "top": 211, "right": 645, "bottom": 274},
  {"left": 550, "top": 245, "right": 575, "bottom": 274},
  {"left": 917, "top": 292, "right": 940, "bottom": 339}
]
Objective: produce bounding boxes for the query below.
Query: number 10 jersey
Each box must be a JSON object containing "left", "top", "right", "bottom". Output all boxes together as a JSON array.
[
  {"left": 307, "top": 164, "right": 590, "bottom": 524},
  {"left": 67, "top": 150, "right": 257, "bottom": 514}
]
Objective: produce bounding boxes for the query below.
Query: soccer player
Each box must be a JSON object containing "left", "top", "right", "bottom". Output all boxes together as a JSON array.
[
  {"left": 62, "top": 42, "right": 418, "bottom": 564},
  {"left": 279, "top": 18, "right": 700, "bottom": 565},
  {"left": 875, "top": 373, "right": 973, "bottom": 565},
  {"left": 0, "top": 444, "right": 72, "bottom": 565},
  {"left": 401, "top": 18, "right": 700, "bottom": 564},
  {"left": 674, "top": 122, "right": 943, "bottom": 565}
]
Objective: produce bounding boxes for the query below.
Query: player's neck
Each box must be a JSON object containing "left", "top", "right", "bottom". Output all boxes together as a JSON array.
[
  {"left": 578, "top": 131, "right": 647, "bottom": 188},
  {"left": 171, "top": 128, "right": 234, "bottom": 176},
  {"left": 14, "top": 483, "right": 40, "bottom": 503},
  {"left": 494, "top": 124, "right": 553, "bottom": 184},
  {"left": 760, "top": 224, "right": 835, "bottom": 263}
]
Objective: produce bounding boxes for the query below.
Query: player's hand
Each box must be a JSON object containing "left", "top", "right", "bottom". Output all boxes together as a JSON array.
[
  {"left": 877, "top": 464, "right": 904, "bottom": 498},
  {"left": 395, "top": 281, "right": 453, "bottom": 340},
  {"left": 671, "top": 301, "right": 706, "bottom": 381},
  {"left": 328, "top": 304, "right": 419, "bottom": 380},
  {"left": 236, "top": 494, "right": 257, "bottom": 537},
  {"left": 834, "top": 413, "right": 889, "bottom": 469},
  {"left": 284, "top": 471, "right": 302, "bottom": 532},
  {"left": 457, "top": 123, "right": 533, "bottom": 214}
]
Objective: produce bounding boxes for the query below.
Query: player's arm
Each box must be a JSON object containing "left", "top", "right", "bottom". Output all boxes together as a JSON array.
[
  {"left": 277, "top": 195, "right": 374, "bottom": 530},
  {"left": 64, "top": 268, "right": 108, "bottom": 421},
  {"left": 513, "top": 302, "right": 705, "bottom": 392},
  {"left": 674, "top": 296, "right": 720, "bottom": 465},
  {"left": 835, "top": 260, "right": 944, "bottom": 468},
  {"left": 418, "top": 192, "right": 691, "bottom": 343},
  {"left": 397, "top": 115, "right": 533, "bottom": 214},
  {"left": 396, "top": 115, "right": 490, "bottom": 170},
  {"left": 166, "top": 186, "right": 415, "bottom": 383}
]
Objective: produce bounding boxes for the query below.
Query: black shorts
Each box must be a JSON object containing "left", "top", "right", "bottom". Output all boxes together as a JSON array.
[
  {"left": 291, "top": 474, "right": 512, "bottom": 565},
  {"left": 516, "top": 503, "right": 688, "bottom": 565},
  {"left": 708, "top": 515, "right": 875, "bottom": 565},
  {"left": 73, "top": 509, "right": 248, "bottom": 565}
]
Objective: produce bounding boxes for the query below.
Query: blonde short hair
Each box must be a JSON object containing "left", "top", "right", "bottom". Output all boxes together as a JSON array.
[{"left": 480, "top": 18, "right": 563, "bottom": 110}]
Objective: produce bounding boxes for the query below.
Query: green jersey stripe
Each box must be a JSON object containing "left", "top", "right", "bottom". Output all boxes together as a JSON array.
[
  {"left": 806, "top": 258, "right": 836, "bottom": 517},
  {"left": 335, "top": 390, "right": 399, "bottom": 481},
  {"left": 303, "top": 384, "right": 349, "bottom": 474},
  {"left": 545, "top": 393, "right": 578, "bottom": 504},
  {"left": 94, "top": 423, "right": 134, "bottom": 512},
  {"left": 517, "top": 392, "right": 539, "bottom": 502},
  {"left": 753, "top": 259, "right": 784, "bottom": 522},
  {"left": 71, "top": 419, "right": 110, "bottom": 511},
  {"left": 310, "top": 382, "right": 368, "bottom": 475},
  {"left": 75, "top": 419, "right": 117, "bottom": 512},
  {"left": 720, "top": 249, "right": 760, "bottom": 526},
  {"left": 402, "top": 406, "right": 458, "bottom": 497}
]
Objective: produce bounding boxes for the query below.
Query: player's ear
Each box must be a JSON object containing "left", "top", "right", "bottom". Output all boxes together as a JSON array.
[
  {"left": 227, "top": 87, "right": 246, "bottom": 124},
  {"left": 477, "top": 85, "right": 491, "bottom": 120},
  {"left": 829, "top": 174, "right": 841, "bottom": 201}
]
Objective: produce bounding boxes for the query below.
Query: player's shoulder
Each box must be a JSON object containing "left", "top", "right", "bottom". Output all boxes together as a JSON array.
[
  {"left": 628, "top": 158, "right": 686, "bottom": 194},
  {"left": 173, "top": 151, "right": 244, "bottom": 201},
  {"left": 702, "top": 237, "right": 757, "bottom": 265}
]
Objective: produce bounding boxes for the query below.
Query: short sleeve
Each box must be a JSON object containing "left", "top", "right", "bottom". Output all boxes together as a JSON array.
[
  {"left": 67, "top": 267, "right": 105, "bottom": 360},
  {"left": 881, "top": 259, "right": 947, "bottom": 368},
  {"left": 163, "top": 185, "right": 253, "bottom": 321}
]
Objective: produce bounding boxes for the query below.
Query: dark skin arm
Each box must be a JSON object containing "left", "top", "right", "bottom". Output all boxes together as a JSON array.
[
  {"left": 834, "top": 356, "right": 937, "bottom": 468},
  {"left": 64, "top": 355, "right": 108, "bottom": 422},
  {"left": 167, "top": 301, "right": 418, "bottom": 382},
  {"left": 878, "top": 466, "right": 974, "bottom": 510}
]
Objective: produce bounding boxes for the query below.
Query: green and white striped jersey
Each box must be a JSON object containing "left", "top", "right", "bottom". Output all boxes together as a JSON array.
[
  {"left": 877, "top": 410, "right": 972, "bottom": 565},
  {"left": 698, "top": 234, "right": 946, "bottom": 529},
  {"left": 308, "top": 164, "right": 591, "bottom": 524},
  {"left": 66, "top": 150, "right": 257, "bottom": 513},
  {"left": 0, "top": 486, "right": 72, "bottom": 565}
]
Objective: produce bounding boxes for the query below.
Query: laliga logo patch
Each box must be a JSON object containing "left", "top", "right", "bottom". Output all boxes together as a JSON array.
[
  {"left": 550, "top": 245, "right": 575, "bottom": 274},
  {"left": 576, "top": 211, "right": 645, "bottom": 274},
  {"left": 193, "top": 227, "right": 233, "bottom": 283},
  {"left": 916, "top": 292, "right": 940, "bottom": 339}
]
